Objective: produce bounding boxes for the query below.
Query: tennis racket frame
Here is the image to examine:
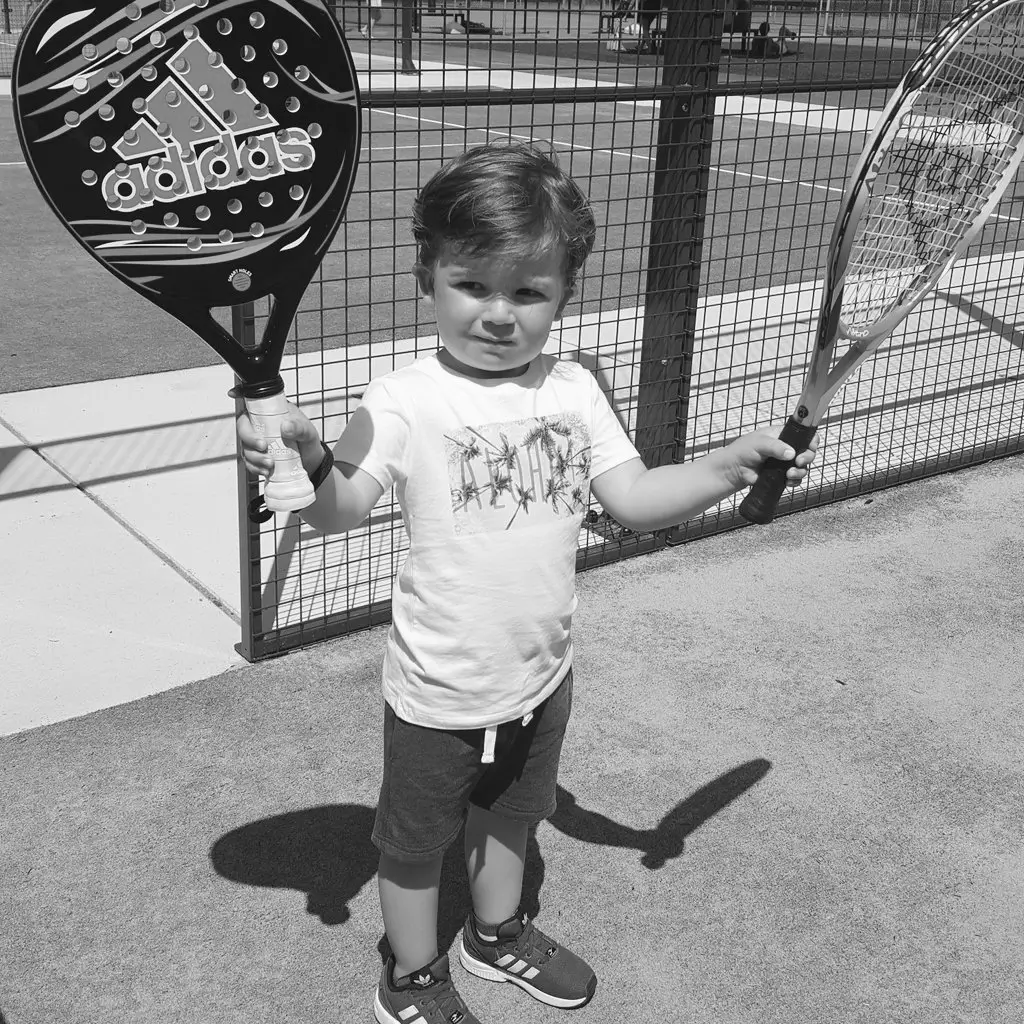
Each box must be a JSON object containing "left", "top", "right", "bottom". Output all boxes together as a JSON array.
[{"left": 740, "top": 0, "right": 1024, "bottom": 523}]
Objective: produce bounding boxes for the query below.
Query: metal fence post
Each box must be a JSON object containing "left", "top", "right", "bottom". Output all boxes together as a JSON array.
[
  {"left": 232, "top": 301, "right": 262, "bottom": 660},
  {"left": 633, "top": 2, "right": 722, "bottom": 514}
]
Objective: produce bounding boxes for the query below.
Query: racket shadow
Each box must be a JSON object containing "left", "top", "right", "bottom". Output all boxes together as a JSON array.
[{"left": 548, "top": 758, "right": 772, "bottom": 869}]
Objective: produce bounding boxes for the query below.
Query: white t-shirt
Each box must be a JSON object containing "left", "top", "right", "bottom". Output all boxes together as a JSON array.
[{"left": 335, "top": 352, "right": 640, "bottom": 729}]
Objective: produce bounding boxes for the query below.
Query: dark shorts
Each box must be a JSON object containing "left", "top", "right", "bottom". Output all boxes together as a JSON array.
[{"left": 372, "top": 670, "right": 573, "bottom": 862}]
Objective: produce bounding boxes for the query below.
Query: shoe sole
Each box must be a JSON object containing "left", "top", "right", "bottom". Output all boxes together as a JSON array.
[
  {"left": 373, "top": 988, "right": 402, "bottom": 1024},
  {"left": 458, "top": 934, "right": 596, "bottom": 1009}
]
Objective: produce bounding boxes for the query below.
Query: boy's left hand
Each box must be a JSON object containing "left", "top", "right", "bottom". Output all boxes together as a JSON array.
[{"left": 724, "top": 423, "right": 818, "bottom": 490}]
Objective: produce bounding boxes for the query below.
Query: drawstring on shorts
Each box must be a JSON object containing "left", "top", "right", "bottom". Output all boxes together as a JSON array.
[
  {"left": 480, "top": 711, "right": 535, "bottom": 764},
  {"left": 482, "top": 726, "right": 497, "bottom": 764}
]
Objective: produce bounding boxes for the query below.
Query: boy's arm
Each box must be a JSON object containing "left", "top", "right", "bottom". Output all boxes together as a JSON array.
[
  {"left": 298, "top": 457, "right": 384, "bottom": 534},
  {"left": 591, "top": 428, "right": 814, "bottom": 533}
]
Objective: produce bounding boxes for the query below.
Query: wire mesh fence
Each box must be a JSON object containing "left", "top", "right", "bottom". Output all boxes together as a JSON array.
[{"left": 101, "top": 0, "right": 1013, "bottom": 660}]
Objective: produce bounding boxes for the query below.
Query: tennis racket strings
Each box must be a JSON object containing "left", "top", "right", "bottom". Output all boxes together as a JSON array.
[
  {"left": 739, "top": 0, "right": 1024, "bottom": 525},
  {"left": 841, "top": 3, "right": 1024, "bottom": 336}
]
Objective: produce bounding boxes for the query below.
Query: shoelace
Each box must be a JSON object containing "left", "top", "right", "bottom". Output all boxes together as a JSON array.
[
  {"left": 418, "top": 974, "right": 468, "bottom": 1022},
  {"left": 512, "top": 920, "right": 558, "bottom": 965}
]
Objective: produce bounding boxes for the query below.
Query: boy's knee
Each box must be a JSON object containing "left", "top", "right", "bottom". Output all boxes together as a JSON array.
[{"left": 378, "top": 849, "right": 444, "bottom": 888}]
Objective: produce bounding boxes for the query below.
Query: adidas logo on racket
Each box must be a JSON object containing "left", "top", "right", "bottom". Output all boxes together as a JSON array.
[{"left": 101, "top": 34, "right": 315, "bottom": 214}]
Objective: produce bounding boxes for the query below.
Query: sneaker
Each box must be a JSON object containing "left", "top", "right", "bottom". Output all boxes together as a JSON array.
[
  {"left": 459, "top": 909, "right": 597, "bottom": 1009},
  {"left": 374, "top": 952, "right": 481, "bottom": 1024}
]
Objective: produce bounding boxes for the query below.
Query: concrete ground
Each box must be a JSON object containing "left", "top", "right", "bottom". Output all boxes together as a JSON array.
[{"left": 2, "top": 442, "right": 1022, "bottom": 1024}]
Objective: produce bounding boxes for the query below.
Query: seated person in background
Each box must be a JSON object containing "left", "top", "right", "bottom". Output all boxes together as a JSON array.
[
  {"left": 750, "top": 21, "right": 796, "bottom": 58},
  {"left": 750, "top": 21, "right": 779, "bottom": 58}
]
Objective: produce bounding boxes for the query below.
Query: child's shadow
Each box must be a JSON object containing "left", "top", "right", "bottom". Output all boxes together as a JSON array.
[
  {"left": 209, "top": 805, "right": 542, "bottom": 960},
  {"left": 210, "top": 804, "right": 379, "bottom": 927},
  {"left": 209, "top": 758, "right": 769, "bottom": 959}
]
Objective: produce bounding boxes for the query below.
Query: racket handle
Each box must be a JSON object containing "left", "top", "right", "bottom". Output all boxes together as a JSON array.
[
  {"left": 244, "top": 391, "right": 316, "bottom": 513},
  {"left": 738, "top": 418, "right": 818, "bottom": 525}
]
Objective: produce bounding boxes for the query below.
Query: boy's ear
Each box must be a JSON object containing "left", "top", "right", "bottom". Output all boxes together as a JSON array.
[
  {"left": 413, "top": 263, "right": 434, "bottom": 301},
  {"left": 553, "top": 285, "right": 575, "bottom": 321}
]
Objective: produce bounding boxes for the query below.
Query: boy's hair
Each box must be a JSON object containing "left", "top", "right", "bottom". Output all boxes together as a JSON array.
[{"left": 412, "top": 141, "right": 597, "bottom": 286}]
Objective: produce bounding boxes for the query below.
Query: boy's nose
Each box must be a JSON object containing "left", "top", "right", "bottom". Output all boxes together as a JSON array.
[{"left": 483, "top": 297, "right": 515, "bottom": 324}]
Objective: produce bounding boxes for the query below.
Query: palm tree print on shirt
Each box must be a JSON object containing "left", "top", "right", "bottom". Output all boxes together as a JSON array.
[{"left": 445, "top": 413, "right": 591, "bottom": 534}]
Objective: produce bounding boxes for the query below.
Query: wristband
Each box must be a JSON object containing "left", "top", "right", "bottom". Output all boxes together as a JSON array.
[{"left": 308, "top": 440, "right": 335, "bottom": 491}]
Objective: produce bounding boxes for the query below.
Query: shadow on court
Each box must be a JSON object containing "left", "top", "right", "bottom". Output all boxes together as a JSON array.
[{"left": 206, "top": 762, "right": 769, "bottom": 964}]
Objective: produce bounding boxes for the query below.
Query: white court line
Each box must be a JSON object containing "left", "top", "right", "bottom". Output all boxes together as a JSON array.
[
  {"left": 722, "top": 95, "right": 881, "bottom": 134},
  {"left": 620, "top": 95, "right": 885, "bottom": 133},
  {"left": 354, "top": 53, "right": 622, "bottom": 95},
  {"left": 711, "top": 166, "right": 1023, "bottom": 225},
  {"left": 717, "top": 164, "right": 846, "bottom": 195},
  {"left": 378, "top": 107, "right": 651, "bottom": 163},
  {"left": 369, "top": 95, "right": 886, "bottom": 176}
]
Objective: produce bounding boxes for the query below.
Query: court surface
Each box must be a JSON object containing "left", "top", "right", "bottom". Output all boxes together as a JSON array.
[{"left": 1, "top": 48, "right": 1022, "bottom": 733}]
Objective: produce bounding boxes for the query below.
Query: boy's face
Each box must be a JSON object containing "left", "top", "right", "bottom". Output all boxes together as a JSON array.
[{"left": 414, "top": 246, "right": 573, "bottom": 378}]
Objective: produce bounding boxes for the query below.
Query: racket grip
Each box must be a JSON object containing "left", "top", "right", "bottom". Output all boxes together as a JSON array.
[
  {"left": 738, "top": 418, "right": 818, "bottom": 525},
  {"left": 244, "top": 391, "right": 316, "bottom": 513}
]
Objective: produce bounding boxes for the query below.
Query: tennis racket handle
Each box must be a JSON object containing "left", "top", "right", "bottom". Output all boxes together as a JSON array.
[
  {"left": 738, "top": 418, "right": 818, "bottom": 525},
  {"left": 244, "top": 392, "right": 316, "bottom": 513}
]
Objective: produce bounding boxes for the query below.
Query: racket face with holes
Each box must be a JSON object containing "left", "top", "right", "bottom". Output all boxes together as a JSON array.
[{"left": 13, "top": 0, "right": 360, "bottom": 383}]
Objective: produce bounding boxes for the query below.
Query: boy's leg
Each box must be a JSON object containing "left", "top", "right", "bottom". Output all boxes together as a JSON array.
[
  {"left": 460, "top": 805, "right": 597, "bottom": 1010},
  {"left": 458, "top": 673, "right": 596, "bottom": 1008},
  {"left": 377, "top": 851, "right": 443, "bottom": 980},
  {"left": 464, "top": 804, "right": 528, "bottom": 928},
  {"left": 372, "top": 707, "right": 491, "bottom": 1023},
  {"left": 376, "top": 848, "right": 485, "bottom": 1024}
]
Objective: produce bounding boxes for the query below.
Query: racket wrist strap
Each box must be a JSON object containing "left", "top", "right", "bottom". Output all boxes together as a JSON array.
[{"left": 308, "top": 440, "right": 335, "bottom": 491}]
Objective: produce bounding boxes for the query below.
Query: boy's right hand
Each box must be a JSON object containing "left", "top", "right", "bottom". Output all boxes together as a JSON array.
[{"left": 236, "top": 402, "right": 326, "bottom": 479}]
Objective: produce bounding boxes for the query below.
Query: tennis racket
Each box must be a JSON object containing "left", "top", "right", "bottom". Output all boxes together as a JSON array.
[
  {"left": 13, "top": 0, "right": 360, "bottom": 515},
  {"left": 739, "top": 0, "right": 1024, "bottom": 524}
]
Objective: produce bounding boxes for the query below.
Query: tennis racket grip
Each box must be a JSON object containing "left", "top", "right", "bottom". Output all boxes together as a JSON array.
[
  {"left": 738, "top": 418, "right": 818, "bottom": 525},
  {"left": 244, "top": 391, "right": 316, "bottom": 513}
]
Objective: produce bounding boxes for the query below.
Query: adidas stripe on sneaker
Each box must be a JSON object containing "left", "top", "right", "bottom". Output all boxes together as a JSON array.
[
  {"left": 459, "top": 910, "right": 597, "bottom": 1009},
  {"left": 374, "top": 952, "right": 481, "bottom": 1024}
]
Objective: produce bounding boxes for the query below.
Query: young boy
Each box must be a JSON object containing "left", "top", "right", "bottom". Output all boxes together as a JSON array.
[{"left": 238, "top": 142, "right": 815, "bottom": 1024}]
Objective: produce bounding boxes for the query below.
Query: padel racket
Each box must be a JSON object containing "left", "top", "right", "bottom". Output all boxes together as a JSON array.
[
  {"left": 739, "top": 0, "right": 1024, "bottom": 524},
  {"left": 13, "top": 0, "right": 360, "bottom": 515}
]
